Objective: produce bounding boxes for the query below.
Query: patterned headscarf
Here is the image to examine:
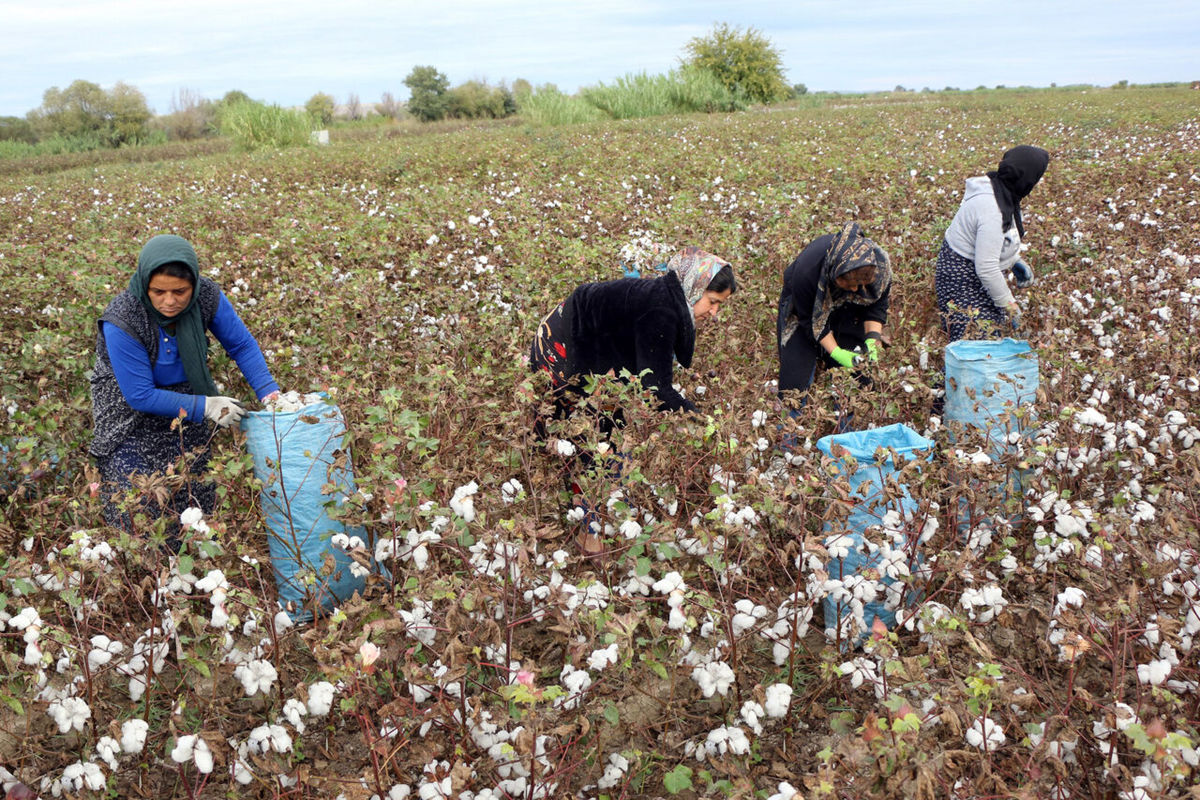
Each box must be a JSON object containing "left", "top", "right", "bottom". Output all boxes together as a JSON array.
[
  {"left": 810, "top": 222, "right": 891, "bottom": 341},
  {"left": 666, "top": 246, "right": 731, "bottom": 311}
]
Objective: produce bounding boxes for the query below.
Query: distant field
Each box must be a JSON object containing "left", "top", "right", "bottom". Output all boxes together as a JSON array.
[{"left": 1, "top": 86, "right": 1198, "bottom": 799}]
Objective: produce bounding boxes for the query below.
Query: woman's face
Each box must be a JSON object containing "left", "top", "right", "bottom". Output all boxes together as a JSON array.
[
  {"left": 834, "top": 269, "right": 875, "bottom": 293},
  {"left": 147, "top": 273, "right": 194, "bottom": 317},
  {"left": 692, "top": 288, "right": 733, "bottom": 325}
]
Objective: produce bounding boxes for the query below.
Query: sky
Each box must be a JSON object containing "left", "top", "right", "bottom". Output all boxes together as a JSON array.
[{"left": 2, "top": 0, "right": 1198, "bottom": 117}]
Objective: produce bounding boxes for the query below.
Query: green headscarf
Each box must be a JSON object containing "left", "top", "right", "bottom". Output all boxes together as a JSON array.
[{"left": 130, "top": 234, "right": 218, "bottom": 397}]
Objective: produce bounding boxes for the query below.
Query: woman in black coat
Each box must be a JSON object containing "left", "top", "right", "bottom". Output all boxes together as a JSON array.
[
  {"left": 778, "top": 222, "right": 891, "bottom": 406},
  {"left": 530, "top": 246, "right": 736, "bottom": 554},
  {"left": 531, "top": 246, "right": 737, "bottom": 420}
]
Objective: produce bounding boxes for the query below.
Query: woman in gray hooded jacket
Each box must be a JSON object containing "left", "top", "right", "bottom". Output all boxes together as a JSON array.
[{"left": 936, "top": 145, "right": 1050, "bottom": 341}]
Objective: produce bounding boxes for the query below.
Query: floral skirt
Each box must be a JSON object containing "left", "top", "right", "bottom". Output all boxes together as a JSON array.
[
  {"left": 935, "top": 240, "right": 1008, "bottom": 341},
  {"left": 97, "top": 419, "right": 214, "bottom": 536}
]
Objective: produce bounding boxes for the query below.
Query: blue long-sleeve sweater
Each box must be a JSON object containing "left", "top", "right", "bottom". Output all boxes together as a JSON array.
[{"left": 102, "top": 291, "right": 279, "bottom": 420}]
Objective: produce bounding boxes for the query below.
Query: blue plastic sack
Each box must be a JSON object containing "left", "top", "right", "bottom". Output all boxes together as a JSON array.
[
  {"left": 241, "top": 399, "right": 379, "bottom": 621},
  {"left": 944, "top": 338, "right": 1038, "bottom": 451},
  {"left": 817, "top": 424, "right": 934, "bottom": 645}
]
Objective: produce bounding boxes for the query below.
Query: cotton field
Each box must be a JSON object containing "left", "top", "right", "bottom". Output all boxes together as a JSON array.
[{"left": 1, "top": 87, "right": 1198, "bottom": 798}]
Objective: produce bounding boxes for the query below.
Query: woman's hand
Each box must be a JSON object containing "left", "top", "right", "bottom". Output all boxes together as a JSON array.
[
  {"left": 829, "top": 347, "right": 859, "bottom": 369},
  {"left": 204, "top": 396, "right": 247, "bottom": 428},
  {"left": 1011, "top": 260, "right": 1035, "bottom": 288}
]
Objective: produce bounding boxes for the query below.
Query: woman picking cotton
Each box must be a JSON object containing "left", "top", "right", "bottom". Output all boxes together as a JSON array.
[
  {"left": 777, "top": 221, "right": 892, "bottom": 419},
  {"left": 936, "top": 145, "right": 1050, "bottom": 341},
  {"left": 529, "top": 246, "right": 737, "bottom": 551},
  {"left": 90, "top": 234, "right": 280, "bottom": 541}
]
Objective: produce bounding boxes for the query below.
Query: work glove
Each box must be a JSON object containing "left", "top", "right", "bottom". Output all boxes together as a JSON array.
[
  {"left": 865, "top": 332, "right": 882, "bottom": 363},
  {"left": 204, "top": 396, "right": 247, "bottom": 428},
  {"left": 829, "top": 347, "right": 859, "bottom": 370},
  {"left": 1007, "top": 303, "right": 1023, "bottom": 334},
  {"left": 1011, "top": 260, "right": 1035, "bottom": 288}
]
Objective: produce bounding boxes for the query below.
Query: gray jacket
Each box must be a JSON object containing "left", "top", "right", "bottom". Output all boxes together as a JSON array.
[{"left": 944, "top": 176, "right": 1021, "bottom": 308}]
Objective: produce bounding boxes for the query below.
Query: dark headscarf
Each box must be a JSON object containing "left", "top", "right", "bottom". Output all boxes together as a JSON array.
[
  {"left": 810, "top": 222, "right": 891, "bottom": 341},
  {"left": 130, "top": 235, "right": 218, "bottom": 396},
  {"left": 988, "top": 145, "right": 1050, "bottom": 238}
]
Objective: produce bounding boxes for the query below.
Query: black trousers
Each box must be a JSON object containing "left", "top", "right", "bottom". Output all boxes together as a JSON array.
[{"left": 777, "top": 297, "right": 871, "bottom": 401}]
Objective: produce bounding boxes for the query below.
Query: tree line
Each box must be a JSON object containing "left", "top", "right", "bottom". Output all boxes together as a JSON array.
[{"left": 1, "top": 24, "right": 796, "bottom": 149}]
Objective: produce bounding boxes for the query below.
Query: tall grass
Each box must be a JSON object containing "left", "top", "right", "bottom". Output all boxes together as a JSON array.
[
  {"left": 218, "top": 100, "right": 314, "bottom": 150},
  {"left": 0, "top": 133, "right": 107, "bottom": 159},
  {"left": 522, "top": 68, "right": 745, "bottom": 126},
  {"left": 519, "top": 87, "right": 606, "bottom": 126}
]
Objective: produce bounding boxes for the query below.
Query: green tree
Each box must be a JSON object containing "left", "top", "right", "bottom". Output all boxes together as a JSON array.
[
  {"left": 27, "top": 79, "right": 151, "bottom": 146},
  {"left": 221, "top": 90, "right": 252, "bottom": 106},
  {"left": 107, "top": 82, "right": 152, "bottom": 145},
  {"left": 306, "top": 92, "right": 335, "bottom": 126},
  {"left": 403, "top": 66, "right": 450, "bottom": 122},
  {"left": 682, "top": 23, "right": 789, "bottom": 104},
  {"left": 0, "top": 116, "right": 37, "bottom": 143}
]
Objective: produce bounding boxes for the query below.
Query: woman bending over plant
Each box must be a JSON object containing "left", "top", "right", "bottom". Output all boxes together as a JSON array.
[
  {"left": 529, "top": 246, "right": 736, "bottom": 554},
  {"left": 936, "top": 144, "right": 1050, "bottom": 341},
  {"left": 777, "top": 221, "right": 892, "bottom": 412},
  {"left": 89, "top": 234, "right": 281, "bottom": 543}
]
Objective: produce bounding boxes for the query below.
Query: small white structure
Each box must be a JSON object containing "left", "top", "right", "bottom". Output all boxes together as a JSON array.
[{"left": 310, "top": 129, "right": 330, "bottom": 146}]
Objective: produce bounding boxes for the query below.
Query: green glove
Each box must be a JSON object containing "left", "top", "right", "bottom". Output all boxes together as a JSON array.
[
  {"left": 865, "top": 333, "right": 881, "bottom": 363},
  {"left": 830, "top": 347, "right": 858, "bottom": 369}
]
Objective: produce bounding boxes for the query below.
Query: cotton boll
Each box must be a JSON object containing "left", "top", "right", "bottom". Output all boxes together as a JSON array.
[
  {"left": 587, "top": 643, "right": 619, "bottom": 672},
  {"left": 740, "top": 701, "right": 764, "bottom": 734},
  {"left": 1137, "top": 659, "right": 1171, "bottom": 686},
  {"left": 234, "top": 659, "right": 278, "bottom": 697},
  {"left": 47, "top": 696, "right": 90, "bottom": 733},
  {"left": 171, "top": 734, "right": 196, "bottom": 764},
  {"left": 966, "top": 717, "right": 1006, "bottom": 749},
  {"left": 764, "top": 683, "right": 792, "bottom": 717},
  {"left": 121, "top": 719, "right": 149, "bottom": 753}
]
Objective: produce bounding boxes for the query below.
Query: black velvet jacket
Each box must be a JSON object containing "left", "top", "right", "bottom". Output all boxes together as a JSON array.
[{"left": 563, "top": 271, "right": 697, "bottom": 412}]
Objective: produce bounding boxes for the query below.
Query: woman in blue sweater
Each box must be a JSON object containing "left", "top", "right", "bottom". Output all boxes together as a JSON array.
[{"left": 90, "top": 234, "right": 280, "bottom": 535}]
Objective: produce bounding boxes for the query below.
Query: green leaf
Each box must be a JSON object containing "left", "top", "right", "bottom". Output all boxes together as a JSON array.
[
  {"left": 663, "top": 764, "right": 693, "bottom": 794},
  {"left": 177, "top": 553, "right": 194, "bottom": 575},
  {"left": 603, "top": 703, "right": 620, "bottom": 726},
  {"left": 185, "top": 657, "right": 211, "bottom": 678},
  {"left": 0, "top": 693, "right": 25, "bottom": 715},
  {"left": 635, "top": 557, "right": 652, "bottom": 576}
]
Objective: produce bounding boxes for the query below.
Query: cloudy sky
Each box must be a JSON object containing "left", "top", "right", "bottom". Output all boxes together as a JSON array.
[{"left": 2, "top": 0, "right": 1196, "bottom": 117}]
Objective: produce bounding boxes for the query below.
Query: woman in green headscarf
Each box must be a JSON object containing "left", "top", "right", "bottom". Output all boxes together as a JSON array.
[{"left": 90, "top": 234, "right": 281, "bottom": 537}]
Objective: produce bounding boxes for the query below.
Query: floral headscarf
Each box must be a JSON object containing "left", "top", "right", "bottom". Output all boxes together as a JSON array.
[
  {"left": 666, "top": 246, "right": 731, "bottom": 312},
  {"left": 810, "top": 222, "right": 891, "bottom": 341}
]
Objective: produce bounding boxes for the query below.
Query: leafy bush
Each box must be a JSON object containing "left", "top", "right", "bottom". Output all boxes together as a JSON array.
[
  {"left": 683, "top": 23, "right": 791, "bottom": 104},
  {"left": 217, "top": 100, "right": 314, "bottom": 150},
  {"left": 446, "top": 80, "right": 516, "bottom": 119}
]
